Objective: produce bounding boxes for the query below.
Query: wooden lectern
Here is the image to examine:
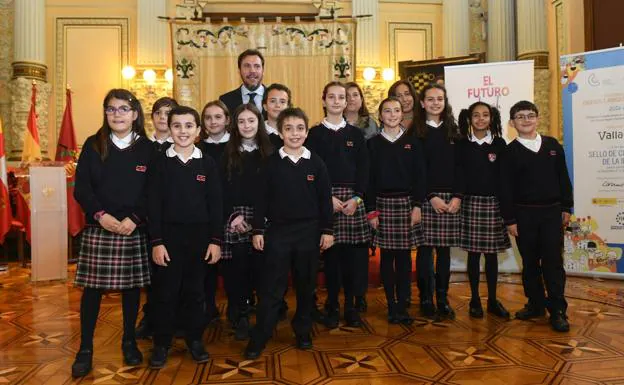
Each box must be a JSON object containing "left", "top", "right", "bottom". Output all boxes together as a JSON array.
[{"left": 29, "top": 167, "right": 68, "bottom": 282}]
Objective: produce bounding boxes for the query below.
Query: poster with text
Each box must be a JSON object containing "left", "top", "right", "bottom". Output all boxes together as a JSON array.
[
  {"left": 562, "top": 46, "right": 624, "bottom": 278},
  {"left": 444, "top": 60, "right": 534, "bottom": 141}
]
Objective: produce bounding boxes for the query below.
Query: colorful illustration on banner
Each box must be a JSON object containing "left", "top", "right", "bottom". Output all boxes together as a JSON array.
[
  {"left": 560, "top": 55, "right": 586, "bottom": 93},
  {"left": 564, "top": 215, "right": 623, "bottom": 273}
]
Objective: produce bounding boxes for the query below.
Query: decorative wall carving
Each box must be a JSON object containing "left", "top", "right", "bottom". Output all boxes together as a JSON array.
[
  {"left": 534, "top": 68, "right": 551, "bottom": 136},
  {"left": 8, "top": 78, "right": 52, "bottom": 160},
  {"left": 469, "top": 0, "right": 487, "bottom": 54}
]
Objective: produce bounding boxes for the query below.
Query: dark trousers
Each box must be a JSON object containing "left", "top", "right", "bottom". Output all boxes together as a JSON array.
[
  {"left": 204, "top": 262, "right": 219, "bottom": 316},
  {"left": 253, "top": 222, "right": 320, "bottom": 343},
  {"left": 416, "top": 246, "right": 451, "bottom": 300},
  {"left": 380, "top": 249, "right": 411, "bottom": 312},
  {"left": 222, "top": 243, "right": 255, "bottom": 322},
  {"left": 152, "top": 224, "right": 209, "bottom": 347},
  {"left": 516, "top": 205, "right": 567, "bottom": 313},
  {"left": 325, "top": 244, "right": 369, "bottom": 309}
]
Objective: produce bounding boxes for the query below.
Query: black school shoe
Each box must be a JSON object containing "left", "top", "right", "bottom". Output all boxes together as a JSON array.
[
  {"left": 244, "top": 338, "right": 266, "bottom": 360},
  {"left": 355, "top": 296, "right": 367, "bottom": 312},
  {"left": 515, "top": 304, "right": 546, "bottom": 320},
  {"left": 135, "top": 316, "right": 153, "bottom": 339},
  {"left": 487, "top": 300, "right": 510, "bottom": 319},
  {"left": 550, "top": 311, "right": 570, "bottom": 332},
  {"left": 71, "top": 348, "right": 93, "bottom": 378},
  {"left": 186, "top": 340, "right": 210, "bottom": 363},
  {"left": 296, "top": 333, "right": 313, "bottom": 350},
  {"left": 324, "top": 305, "right": 340, "bottom": 329},
  {"left": 150, "top": 346, "right": 169, "bottom": 369},
  {"left": 234, "top": 317, "right": 250, "bottom": 341},
  {"left": 420, "top": 299, "right": 437, "bottom": 319},
  {"left": 344, "top": 308, "right": 362, "bottom": 327},
  {"left": 395, "top": 309, "right": 415, "bottom": 325},
  {"left": 122, "top": 340, "right": 143, "bottom": 366},
  {"left": 469, "top": 299, "right": 484, "bottom": 319}
]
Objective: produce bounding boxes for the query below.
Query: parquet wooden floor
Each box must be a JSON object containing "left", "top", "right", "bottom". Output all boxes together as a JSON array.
[{"left": 1, "top": 264, "right": 624, "bottom": 384}]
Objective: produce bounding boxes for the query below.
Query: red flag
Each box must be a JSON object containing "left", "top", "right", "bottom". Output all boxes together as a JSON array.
[
  {"left": 56, "top": 88, "right": 85, "bottom": 236},
  {"left": 22, "top": 82, "right": 42, "bottom": 163},
  {"left": 0, "top": 117, "right": 12, "bottom": 244}
]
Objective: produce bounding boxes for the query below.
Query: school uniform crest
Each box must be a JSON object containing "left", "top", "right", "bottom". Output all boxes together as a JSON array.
[
  {"left": 135, "top": 165, "right": 147, "bottom": 172},
  {"left": 346, "top": 141, "right": 354, "bottom": 147},
  {"left": 196, "top": 174, "right": 206, "bottom": 182},
  {"left": 307, "top": 174, "right": 315, "bottom": 181},
  {"left": 550, "top": 150, "right": 557, "bottom": 156},
  {"left": 488, "top": 153, "right": 497, "bottom": 162},
  {"left": 404, "top": 144, "right": 412, "bottom": 150}
]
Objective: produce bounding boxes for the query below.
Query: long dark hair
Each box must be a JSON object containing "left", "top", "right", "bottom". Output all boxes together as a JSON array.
[
  {"left": 458, "top": 101, "right": 503, "bottom": 139},
  {"left": 93, "top": 88, "right": 145, "bottom": 160},
  {"left": 224, "top": 103, "right": 273, "bottom": 179},
  {"left": 199, "top": 100, "right": 230, "bottom": 141},
  {"left": 413, "top": 83, "right": 459, "bottom": 140},
  {"left": 344, "top": 81, "right": 370, "bottom": 118}
]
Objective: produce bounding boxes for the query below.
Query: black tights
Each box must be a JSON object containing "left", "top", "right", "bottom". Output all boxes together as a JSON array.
[
  {"left": 79, "top": 287, "right": 140, "bottom": 349},
  {"left": 466, "top": 252, "right": 498, "bottom": 302}
]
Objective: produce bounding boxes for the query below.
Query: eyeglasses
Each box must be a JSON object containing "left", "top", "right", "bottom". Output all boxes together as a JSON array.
[
  {"left": 105, "top": 105, "right": 133, "bottom": 115},
  {"left": 514, "top": 113, "right": 537, "bottom": 121}
]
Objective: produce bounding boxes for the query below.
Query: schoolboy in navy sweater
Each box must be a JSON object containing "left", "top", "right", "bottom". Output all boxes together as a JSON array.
[
  {"left": 245, "top": 107, "right": 334, "bottom": 359},
  {"left": 147, "top": 106, "right": 223, "bottom": 368},
  {"left": 500, "top": 100, "right": 573, "bottom": 332}
]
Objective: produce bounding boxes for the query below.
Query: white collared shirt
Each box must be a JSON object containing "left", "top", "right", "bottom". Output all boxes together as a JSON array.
[
  {"left": 516, "top": 133, "right": 542, "bottom": 153},
  {"left": 426, "top": 119, "right": 444, "bottom": 128},
  {"left": 150, "top": 134, "right": 174, "bottom": 144},
  {"left": 110, "top": 132, "right": 137, "bottom": 149},
  {"left": 469, "top": 131, "right": 493, "bottom": 145},
  {"left": 241, "top": 85, "right": 265, "bottom": 112},
  {"left": 265, "top": 121, "right": 279, "bottom": 136},
  {"left": 322, "top": 118, "right": 347, "bottom": 131},
  {"left": 166, "top": 145, "right": 202, "bottom": 163},
  {"left": 205, "top": 132, "right": 230, "bottom": 144},
  {"left": 279, "top": 146, "right": 311, "bottom": 163},
  {"left": 380, "top": 128, "right": 405, "bottom": 143},
  {"left": 239, "top": 142, "right": 259, "bottom": 152}
]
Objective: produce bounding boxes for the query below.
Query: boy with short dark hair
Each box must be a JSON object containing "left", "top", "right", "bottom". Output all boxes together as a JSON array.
[
  {"left": 500, "top": 100, "right": 573, "bottom": 332},
  {"left": 245, "top": 107, "right": 334, "bottom": 359},
  {"left": 147, "top": 105, "right": 223, "bottom": 368}
]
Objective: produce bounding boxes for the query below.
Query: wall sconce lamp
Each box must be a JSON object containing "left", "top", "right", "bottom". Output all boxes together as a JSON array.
[{"left": 362, "top": 67, "right": 376, "bottom": 82}]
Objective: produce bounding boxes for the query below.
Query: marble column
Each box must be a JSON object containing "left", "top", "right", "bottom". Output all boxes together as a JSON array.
[
  {"left": 516, "top": 0, "right": 550, "bottom": 135},
  {"left": 353, "top": 0, "right": 385, "bottom": 115},
  {"left": 138, "top": 0, "right": 168, "bottom": 66},
  {"left": 487, "top": 0, "right": 516, "bottom": 62},
  {"left": 10, "top": 0, "right": 50, "bottom": 160},
  {"left": 443, "top": 0, "right": 470, "bottom": 57},
  {"left": 352, "top": 0, "right": 380, "bottom": 68}
]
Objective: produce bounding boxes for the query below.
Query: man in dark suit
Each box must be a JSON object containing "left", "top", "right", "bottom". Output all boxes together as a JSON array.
[{"left": 219, "top": 49, "right": 266, "bottom": 114}]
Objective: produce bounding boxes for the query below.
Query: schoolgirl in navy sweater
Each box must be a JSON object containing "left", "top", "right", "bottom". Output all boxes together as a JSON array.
[
  {"left": 306, "top": 81, "right": 370, "bottom": 328},
  {"left": 262, "top": 83, "right": 292, "bottom": 148},
  {"left": 414, "top": 83, "right": 463, "bottom": 319},
  {"left": 221, "top": 103, "right": 274, "bottom": 340},
  {"left": 367, "top": 97, "right": 426, "bottom": 324},
  {"left": 197, "top": 100, "right": 231, "bottom": 162},
  {"left": 457, "top": 101, "right": 511, "bottom": 319},
  {"left": 147, "top": 106, "right": 223, "bottom": 368},
  {"left": 72, "top": 89, "right": 153, "bottom": 378}
]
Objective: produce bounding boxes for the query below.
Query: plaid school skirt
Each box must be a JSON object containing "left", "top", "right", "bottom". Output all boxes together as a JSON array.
[
  {"left": 222, "top": 205, "right": 254, "bottom": 260},
  {"left": 373, "top": 195, "right": 425, "bottom": 250},
  {"left": 460, "top": 195, "right": 511, "bottom": 253},
  {"left": 74, "top": 225, "right": 150, "bottom": 290},
  {"left": 332, "top": 186, "right": 371, "bottom": 245},
  {"left": 422, "top": 192, "right": 461, "bottom": 247}
]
